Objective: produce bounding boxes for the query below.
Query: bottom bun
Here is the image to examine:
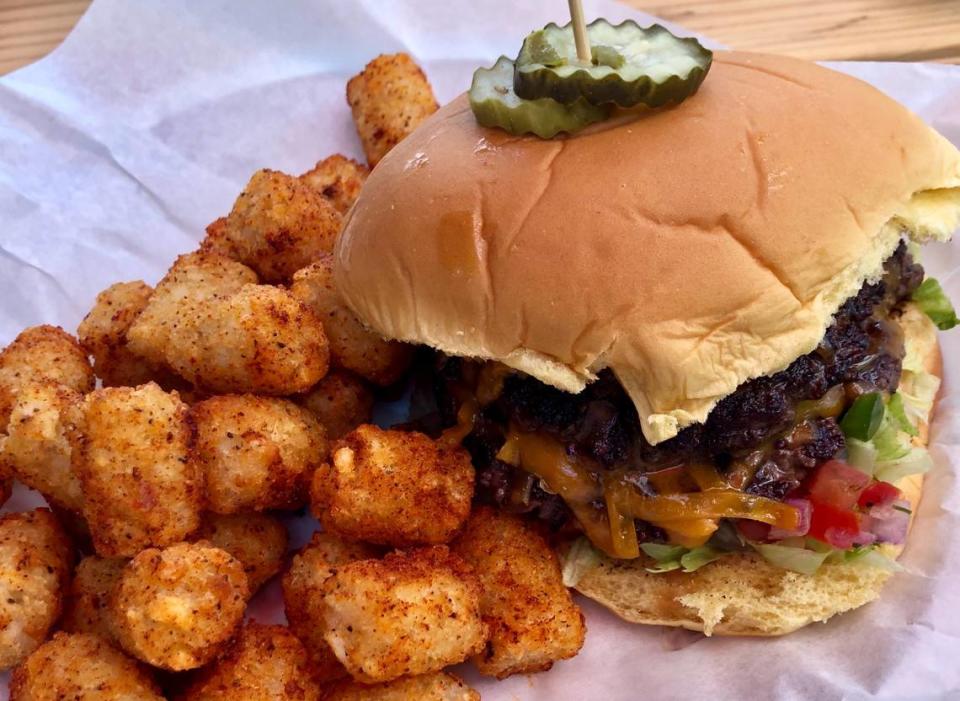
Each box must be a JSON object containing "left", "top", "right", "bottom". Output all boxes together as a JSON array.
[{"left": 573, "top": 304, "right": 940, "bottom": 636}]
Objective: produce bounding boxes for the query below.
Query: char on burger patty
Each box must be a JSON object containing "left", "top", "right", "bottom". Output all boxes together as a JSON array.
[{"left": 409, "top": 242, "right": 923, "bottom": 540}]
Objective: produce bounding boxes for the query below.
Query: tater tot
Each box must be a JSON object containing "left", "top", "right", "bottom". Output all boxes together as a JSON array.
[
  {"left": 452, "top": 507, "right": 586, "bottom": 678},
  {"left": 110, "top": 542, "right": 249, "bottom": 671},
  {"left": 127, "top": 252, "right": 257, "bottom": 361},
  {"left": 298, "top": 370, "right": 373, "bottom": 440},
  {"left": 320, "top": 546, "right": 486, "bottom": 683},
  {"left": 192, "top": 395, "right": 326, "bottom": 513},
  {"left": 61, "top": 555, "right": 127, "bottom": 642},
  {"left": 282, "top": 531, "right": 379, "bottom": 682},
  {"left": 0, "top": 477, "right": 10, "bottom": 507},
  {"left": 199, "top": 217, "right": 242, "bottom": 259},
  {"left": 300, "top": 155, "right": 369, "bottom": 214},
  {"left": 201, "top": 284, "right": 330, "bottom": 394},
  {"left": 0, "top": 509, "right": 72, "bottom": 670},
  {"left": 73, "top": 383, "right": 201, "bottom": 557},
  {"left": 10, "top": 632, "right": 163, "bottom": 701},
  {"left": 291, "top": 256, "right": 412, "bottom": 386},
  {"left": 194, "top": 513, "right": 287, "bottom": 593},
  {"left": 324, "top": 672, "right": 480, "bottom": 701},
  {"left": 346, "top": 53, "right": 438, "bottom": 167},
  {"left": 223, "top": 169, "right": 342, "bottom": 283},
  {"left": 130, "top": 253, "right": 329, "bottom": 394},
  {"left": 0, "top": 325, "right": 94, "bottom": 429},
  {"left": 314, "top": 425, "right": 474, "bottom": 547},
  {"left": 0, "top": 381, "right": 84, "bottom": 513},
  {"left": 178, "top": 623, "right": 321, "bottom": 700},
  {"left": 77, "top": 280, "right": 163, "bottom": 388}
]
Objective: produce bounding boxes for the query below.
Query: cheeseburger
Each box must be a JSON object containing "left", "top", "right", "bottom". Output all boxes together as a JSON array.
[{"left": 334, "top": 22, "right": 960, "bottom": 636}]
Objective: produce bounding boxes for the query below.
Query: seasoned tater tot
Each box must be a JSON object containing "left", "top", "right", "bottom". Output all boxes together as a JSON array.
[
  {"left": 0, "top": 381, "right": 84, "bottom": 513},
  {"left": 0, "top": 325, "right": 93, "bottom": 429},
  {"left": 320, "top": 546, "right": 486, "bottom": 683},
  {"left": 314, "top": 425, "right": 474, "bottom": 547},
  {"left": 282, "top": 531, "right": 379, "bottom": 682},
  {"left": 10, "top": 632, "right": 163, "bottom": 701},
  {"left": 325, "top": 672, "right": 480, "bottom": 701},
  {"left": 346, "top": 53, "right": 439, "bottom": 167},
  {"left": 110, "top": 542, "right": 249, "bottom": 671},
  {"left": 298, "top": 370, "right": 373, "bottom": 440},
  {"left": 0, "top": 509, "right": 72, "bottom": 670},
  {"left": 73, "top": 383, "right": 201, "bottom": 557},
  {"left": 452, "top": 507, "right": 586, "bottom": 678},
  {"left": 223, "top": 169, "right": 342, "bottom": 283},
  {"left": 130, "top": 254, "right": 329, "bottom": 395},
  {"left": 77, "top": 280, "right": 162, "bottom": 388},
  {"left": 199, "top": 217, "right": 242, "bottom": 259},
  {"left": 199, "top": 284, "right": 329, "bottom": 394},
  {"left": 192, "top": 395, "right": 326, "bottom": 513},
  {"left": 194, "top": 513, "right": 287, "bottom": 593},
  {"left": 61, "top": 555, "right": 127, "bottom": 642},
  {"left": 125, "top": 252, "right": 254, "bottom": 386},
  {"left": 300, "top": 155, "right": 369, "bottom": 215},
  {"left": 291, "top": 256, "right": 412, "bottom": 386},
  {"left": 178, "top": 623, "right": 321, "bottom": 701}
]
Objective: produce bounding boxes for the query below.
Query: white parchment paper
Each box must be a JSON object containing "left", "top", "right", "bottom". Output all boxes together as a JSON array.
[{"left": 1, "top": 2, "right": 959, "bottom": 699}]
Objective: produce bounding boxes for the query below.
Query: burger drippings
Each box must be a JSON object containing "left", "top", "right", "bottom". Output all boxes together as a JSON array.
[{"left": 408, "top": 242, "right": 924, "bottom": 548}]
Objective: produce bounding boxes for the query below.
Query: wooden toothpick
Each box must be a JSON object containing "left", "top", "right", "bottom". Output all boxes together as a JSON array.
[{"left": 567, "top": 0, "right": 592, "bottom": 63}]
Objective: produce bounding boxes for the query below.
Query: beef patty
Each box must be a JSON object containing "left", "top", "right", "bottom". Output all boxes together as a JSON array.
[{"left": 412, "top": 242, "right": 923, "bottom": 538}]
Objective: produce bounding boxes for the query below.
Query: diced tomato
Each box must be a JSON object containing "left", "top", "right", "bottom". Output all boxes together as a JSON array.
[
  {"left": 736, "top": 519, "right": 771, "bottom": 542},
  {"left": 857, "top": 481, "right": 902, "bottom": 509},
  {"left": 808, "top": 501, "right": 861, "bottom": 546},
  {"left": 808, "top": 460, "right": 870, "bottom": 511}
]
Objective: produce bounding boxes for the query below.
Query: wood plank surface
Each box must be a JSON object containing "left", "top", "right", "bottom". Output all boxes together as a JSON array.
[{"left": 0, "top": 0, "right": 957, "bottom": 75}]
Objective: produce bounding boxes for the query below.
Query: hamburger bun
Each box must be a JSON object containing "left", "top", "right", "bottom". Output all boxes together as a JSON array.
[
  {"left": 334, "top": 51, "right": 960, "bottom": 446},
  {"left": 572, "top": 303, "right": 940, "bottom": 636}
]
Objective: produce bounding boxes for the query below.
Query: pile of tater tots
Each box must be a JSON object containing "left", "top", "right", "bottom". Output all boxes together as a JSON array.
[{"left": 0, "top": 53, "right": 586, "bottom": 700}]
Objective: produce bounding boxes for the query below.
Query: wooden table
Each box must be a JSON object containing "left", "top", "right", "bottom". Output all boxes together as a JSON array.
[{"left": 0, "top": 0, "right": 958, "bottom": 75}]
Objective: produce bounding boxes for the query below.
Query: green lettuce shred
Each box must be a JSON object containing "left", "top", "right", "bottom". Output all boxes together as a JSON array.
[
  {"left": 561, "top": 537, "right": 602, "bottom": 587},
  {"left": 752, "top": 542, "right": 831, "bottom": 575},
  {"left": 912, "top": 277, "right": 959, "bottom": 330},
  {"left": 842, "top": 392, "right": 933, "bottom": 482}
]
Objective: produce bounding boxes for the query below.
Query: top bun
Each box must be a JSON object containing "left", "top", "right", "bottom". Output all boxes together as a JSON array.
[{"left": 335, "top": 51, "right": 960, "bottom": 445}]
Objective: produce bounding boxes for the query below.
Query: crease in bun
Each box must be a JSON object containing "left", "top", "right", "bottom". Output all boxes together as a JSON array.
[{"left": 335, "top": 51, "right": 960, "bottom": 445}]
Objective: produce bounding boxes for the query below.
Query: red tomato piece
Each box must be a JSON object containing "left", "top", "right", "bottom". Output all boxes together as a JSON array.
[
  {"left": 808, "top": 501, "right": 861, "bottom": 546},
  {"left": 857, "top": 481, "right": 902, "bottom": 509},
  {"left": 808, "top": 460, "right": 870, "bottom": 511}
]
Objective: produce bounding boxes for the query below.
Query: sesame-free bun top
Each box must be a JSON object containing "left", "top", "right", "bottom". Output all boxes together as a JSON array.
[{"left": 335, "top": 51, "right": 960, "bottom": 445}]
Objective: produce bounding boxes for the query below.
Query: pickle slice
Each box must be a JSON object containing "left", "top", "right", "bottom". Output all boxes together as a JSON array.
[
  {"left": 515, "top": 20, "right": 712, "bottom": 108},
  {"left": 469, "top": 56, "right": 609, "bottom": 139}
]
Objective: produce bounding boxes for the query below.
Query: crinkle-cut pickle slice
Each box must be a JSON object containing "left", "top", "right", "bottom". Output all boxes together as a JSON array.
[
  {"left": 469, "top": 56, "right": 610, "bottom": 139},
  {"left": 514, "top": 19, "right": 712, "bottom": 108}
]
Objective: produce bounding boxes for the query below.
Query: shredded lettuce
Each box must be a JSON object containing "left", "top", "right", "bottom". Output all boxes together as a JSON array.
[
  {"left": 912, "top": 277, "right": 959, "bottom": 330},
  {"left": 679, "top": 546, "right": 722, "bottom": 572},
  {"left": 640, "top": 543, "right": 721, "bottom": 573},
  {"left": 641, "top": 537, "right": 900, "bottom": 577},
  {"left": 561, "top": 537, "right": 602, "bottom": 587},
  {"left": 640, "top": 543, "right": 686, "bottom": 561},
  {"left": 846, "top": 437, "right": 878, "bottom": 476},
  {"left": 753, "top": 542, "right": 831, "bottom": 575},
  {"left": 754, "top": 541, "right": 902, "bottom": 575},
  {"left": 874, "top": 447, "right": 933, "bottom": 484},
  {"left": 887, "top": 393, "right": 919, "bottom": 437},
  {"left": 843, "top": 396, "right": 929, "bottom": 480},
  {"left": 871, "top": 410, "right": 912, "bottom": 462},
  {"left": 899, "top": 370, "right": 941, "bottom": 427},
  {"left": 844, "top": 548, "right": 904, "bottom": 573}
]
